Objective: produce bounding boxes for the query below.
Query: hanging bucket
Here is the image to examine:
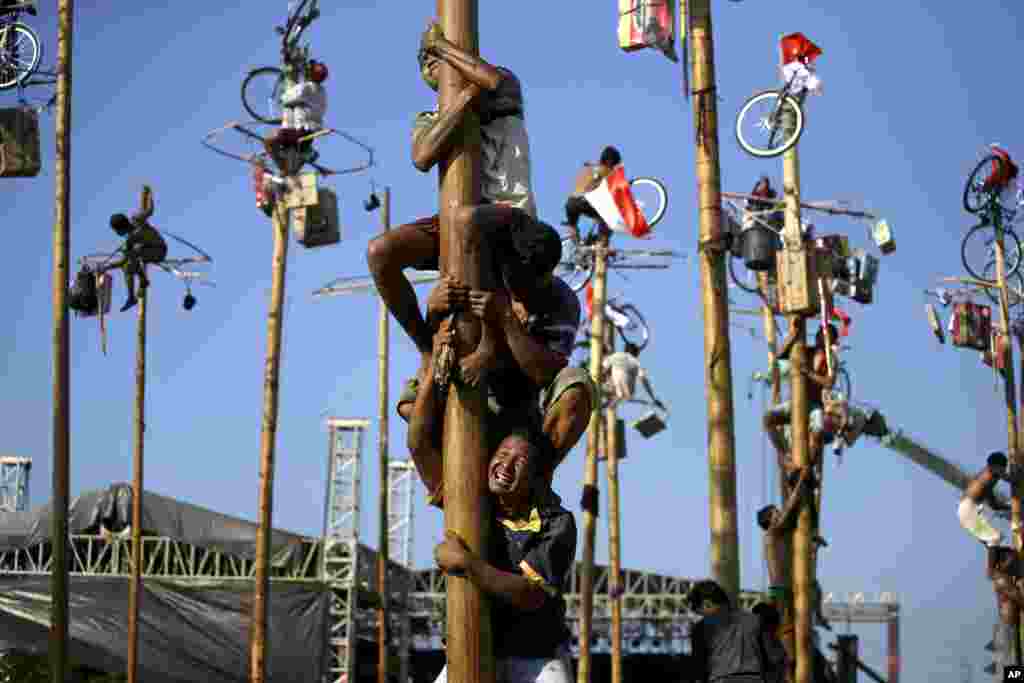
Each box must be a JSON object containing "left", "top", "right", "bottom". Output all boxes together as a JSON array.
[{"left": 741, "top": 225, "right": 779, "bottom": 271}]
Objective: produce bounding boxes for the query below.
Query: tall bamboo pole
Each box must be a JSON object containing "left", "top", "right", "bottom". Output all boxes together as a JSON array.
[
  {"left": 50, "top": 2, "right": 74, "bottom": 680},
  {"left": 605, "top": 326, "right": 623, "bottom": 683},
  {"left": 782, "top": 124, "right": 814, "bottom": 683},
  {"left": 577, "top": 237, "right": 609, "bottom": 683},
  {"left": 991, "top": 219, "right": 1021, "bottom": 665},
  {"left": 249, "top": 184, "right": 292, "bottom": 683},
  {"left": 377, "top": 187, "right": 391, "bottom": 683},
  {"left": 434, "top": 3, "right": 492, "bottom": 683},
  {"left": 127, "top": 283, "right": 148, "bottom": 683},
  {"left": 690, "top": 0, "right": 740, "bottom": 600}
]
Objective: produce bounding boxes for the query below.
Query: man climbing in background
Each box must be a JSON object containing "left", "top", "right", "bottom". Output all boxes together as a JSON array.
[
  {"left": 562, "top": 145, "right": 622, "bottom": 243},
  {"left": 602, "top": 341, "right": 665, "bottom": 411},
  {"left": 102, "top": 185, "right": 167, "bottom": 313},
  {"left": 407, "top": 340, "right": 577, "bottom": 683},
  {"left": 763, "top": 318, "right": 838, "bottom": 472},
  {"left": 366, "top": 19, "right": 536, "bottom": 389},
  {"left": 395, "top": 218, "right": 594, "bottom": 485},
  {"left": 263, "top": 59, "right": 329, "bottom": 172},
  {"left": 987, "top": 545, "right": 1024, "bottom": 677},
  {"left": 959, "top": 452, "right": 1014, "bottom": 547}
]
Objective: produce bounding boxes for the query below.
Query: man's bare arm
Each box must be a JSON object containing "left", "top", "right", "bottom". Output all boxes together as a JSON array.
[
  {"left": 778, "top": 318, "right": 803, "bottom": 359},
  {"left": 411, "top": 84, "right": 482, "bottom": 173},
  {"left": 500, "top": 308, "right": 568, "bottom": 388},
  {"left": 406, "top": 363, "right": 445, "bottom": 498},
  {"left": 466, "top": 555, "right": 547, "bottom": 611},
  {"left": 994, "top": 574, "right": 1024, "bottom": 609},
  {"left": 136, "top": 185, "right": 154, "bottom": 222},
  {"left": 429, "top": 38, "right": 504, "bottom": 92},
  {"left": 773, "top": 469, "right": 810, "bottom": 532},
  {"left": 803, "top": 350, "right": 836, "bottom": 390}
]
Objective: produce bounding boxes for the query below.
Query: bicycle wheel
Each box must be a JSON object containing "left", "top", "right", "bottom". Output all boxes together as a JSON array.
[
  {"left": 241, "top": 67, "right": 285, "bottom": 125},
  {"left": 629, "top": 177, "right": 668, "bottom": 229},
  {"left": 614, "top": 303, "right": 650, "bottom": 352},
  {"left": 834, "top": 366, "right": 853, "bottom": 403},
  {"left": 0, "top": 23, "right": 41, "bottom": 91},
  {"left": 961, "top": 222, "right": 1022, "bottom": 282},
  {"left": 963, "top": 155, "right": 1001, "bottom": 215},
  {"left": 555, "top": 237, "right": 593, "bottom": 292},
  {"left": 728, "top": 254, "right": 760, "bottom": 295},
  {"left": 980, "top": 259, "right": 1024, "bottom": 310},
  {"left": 735, "top": 90, "right": 804, "bottom": 158}
]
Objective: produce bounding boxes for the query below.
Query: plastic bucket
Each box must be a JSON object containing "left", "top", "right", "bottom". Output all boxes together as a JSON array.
[{"left": 741, "top": 225, "right": 779, "bottom": 271}]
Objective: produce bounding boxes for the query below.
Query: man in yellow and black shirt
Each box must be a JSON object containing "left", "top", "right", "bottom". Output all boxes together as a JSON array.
[{"left": 409, "top": 338, "right": 577, "bottom": 682}]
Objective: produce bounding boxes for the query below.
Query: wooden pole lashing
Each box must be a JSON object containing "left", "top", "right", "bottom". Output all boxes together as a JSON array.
[
  {"left": 50, "top": 2, "right": 74, "bottom": 680},
  {"left": 127, "top": 282, "right": 147, "bottom": 683},
  {"left": 690, "top": 0, "right": 741, "bottom": 600},
  {"left": 577, "top": 237, "right": 609, "bottom": 683},
  {"left": 377, "top": 187, "right": 391, "bottom": 683},
  {"left": 249, "top": 181, "right": 292, "bottom": 683},
  {"left": 434, "top": 2, "right": 493, "bottom": 683}
]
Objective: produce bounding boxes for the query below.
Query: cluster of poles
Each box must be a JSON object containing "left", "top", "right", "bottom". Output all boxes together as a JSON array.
[{"left": 42, "top": 3, "right": 1014, "bottom": 683}]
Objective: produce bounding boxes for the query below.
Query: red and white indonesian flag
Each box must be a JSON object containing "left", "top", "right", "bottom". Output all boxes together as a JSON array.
[
  {"left": 583, "top": 165, "right": 651, "bottom": 238},
  {"left": 780, "top": 32, "right": 823, "bottom": 96}
]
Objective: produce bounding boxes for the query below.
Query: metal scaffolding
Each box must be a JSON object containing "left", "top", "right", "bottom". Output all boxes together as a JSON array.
[
  {"left": 323, "top": 418, "right": 368, "bottom": 683},
  {"left": 388, "top": 459, "right": 416, "bottom": 683},
  {"left": 0, "top": 456, "right": 31, "bottom": 513}
]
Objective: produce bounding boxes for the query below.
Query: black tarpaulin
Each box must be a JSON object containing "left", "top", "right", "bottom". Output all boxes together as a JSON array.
[
  {"left": 0, "top": 576, "right": 328, "bottom": 683},
  {"left": 0, "top": 483, "right": 305, "bottom": 566},
  {"left": 0, "top": 484, "right": 331, "bottom": 682}
]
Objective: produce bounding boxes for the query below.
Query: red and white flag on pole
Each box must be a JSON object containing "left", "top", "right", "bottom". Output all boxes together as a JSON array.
[{"left": 583, "top": 165, "right": 651, "bottom": 238}]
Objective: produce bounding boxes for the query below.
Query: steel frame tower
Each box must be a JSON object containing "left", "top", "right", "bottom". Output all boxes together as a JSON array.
[
  {"left": 0, "top": 456, "right": 31, "bottom": 512},
  {"left": 323, "top": 418, "right": 368, "bottom": 683},
  {"left": 388, "top": 459, "right": 416, "bottom": 683}
]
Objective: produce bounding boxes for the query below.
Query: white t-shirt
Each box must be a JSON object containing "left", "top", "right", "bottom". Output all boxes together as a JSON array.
[
  {"left": 281, "top": 81, "right": 327, "bottom": 132},
  {"left": 603, "top": 352, "right": 644, "bottom": 400}
]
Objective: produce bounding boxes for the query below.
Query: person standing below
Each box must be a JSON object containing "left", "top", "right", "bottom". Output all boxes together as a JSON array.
[{"left": 689, "top": 580, "right": 772, "bottom": 683}]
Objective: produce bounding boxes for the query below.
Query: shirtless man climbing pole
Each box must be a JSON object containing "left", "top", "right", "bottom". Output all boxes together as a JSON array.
[
  {"left": 763, "top": 319, "right": 838, "bottom": 472},
  {"left": 959, "top": 452, "right": 1013, "bottom": 547},
  {"left": 366, "top": 20, "right": 536, "bottom": 385},
  {"left": 396, "top": 216, "right": 594, "bottom": 483},
  {"left": 988, "top": 545, "right": 1024, "bottom": 676},
  {"left": 103, "top": 185, "right": 168, "bottom": 313}
]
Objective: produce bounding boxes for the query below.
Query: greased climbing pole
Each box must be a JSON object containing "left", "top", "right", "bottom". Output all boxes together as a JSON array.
[
  {"left": 127, "top": 282, "right": 148, "bottom": 683},
  {"left": 433, "top": 2, "right": 494, "bottom": 683},
  {"left": 50, "top": 2, "right": 74, "bottom": 681},
  {"left": 249, "top": 82, "right": 294, "bottom": 683},
  {"left": 577, "top": 237, "right": 608, "bottom": 683},
  {"left": 780, "top": 112, "right": 814, "bottom": 683},
  {"left": 689, "top": 0, "right": 741, "bottom": 600}
]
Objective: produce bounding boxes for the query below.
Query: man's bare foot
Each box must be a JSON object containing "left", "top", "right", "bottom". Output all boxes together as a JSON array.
[{"left": 459, "top": 343, "right": 496, "bottom": 388}]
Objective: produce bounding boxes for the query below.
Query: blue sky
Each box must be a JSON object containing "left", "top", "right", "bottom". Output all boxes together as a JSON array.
[{"left": 2, "top": 1, "right": 1023, "bottom": 679}]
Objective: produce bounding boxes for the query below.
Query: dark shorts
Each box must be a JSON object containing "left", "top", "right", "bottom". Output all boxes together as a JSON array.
[
  {"left": 407, "top": 209, "right": 559, "bottom": 272},
  {"left": 410, "top": 214, "right": 441, "bottom": 271},
  {"left": 397, "top": 367, "right": 595, "bottom": 448}
]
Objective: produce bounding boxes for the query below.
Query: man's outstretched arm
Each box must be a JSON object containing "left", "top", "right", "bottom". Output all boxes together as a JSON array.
[
  {"left": 406, "top": 346, "right": 446, "bottom": 502},
  {"left": 773, "top": 467, "right": 811, "bottom": 533},
  {"left": 426, "top": 31, "right": 504, "bottom": 92},
  {"left": 410, "top": 83, "right": 482, "bottom": 173}
]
